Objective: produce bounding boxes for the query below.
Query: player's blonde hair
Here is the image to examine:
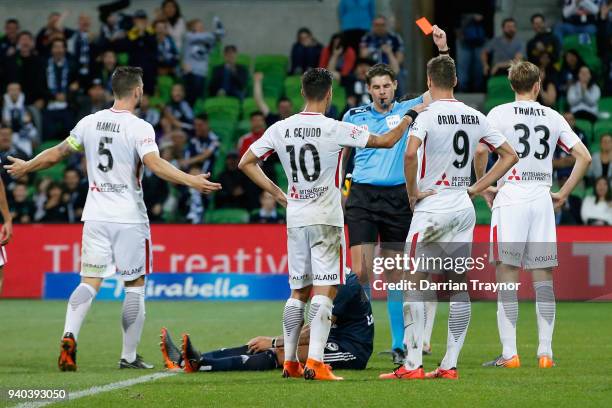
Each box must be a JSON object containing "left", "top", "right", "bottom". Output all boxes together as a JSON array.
[{"left": 508, "top": 60, "right": 541, "bottom": 94}]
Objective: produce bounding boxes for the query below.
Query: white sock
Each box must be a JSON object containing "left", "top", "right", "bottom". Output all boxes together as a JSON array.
[
  {"left": 497, "top": 288, "right": 518, "bottom": 359},
  {"left": 121, "top": 285, "right": 146, "bottom": 362},
  {"left": 423, "top": 291, "right": 437, "bottom": 349},
  {"left": 63, "top": 283, "right": 97, "bottom": 340},
  {"left": 307, "top": 295, "right": 333, "bottom": 362},
  {"left": 440, "top": 292, "right": 471, "bottom": 370},
  {"left": 403, "top": 290, "right": 424, "bottom": 370},
  {"left": 282, "top": 297, "right": 305, "bottom": 362},
  {"left": 534, "top": 281, "right": 555, "bottom": 358}
]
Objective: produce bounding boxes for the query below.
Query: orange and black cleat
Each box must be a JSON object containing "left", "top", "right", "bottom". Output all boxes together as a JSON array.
[
  {"left": 425, "top": 367, "right": 459, "bottom": 380},
  {"left": 181, "top": 333, "right": 201, "bottom": 373},
  {"left": 379, "top": 365, "right": 425, "bottom": 380},
  {"left": 58, "top": 332, "right": 77, "bottom": 372},
  {"left": 282, "top": 360, "right": 304, "bottom": 378},
  {"left": 538, "top": 355, "right": 555, "bottom": 368},
  {"left": 482, "top": 354, "right": 521, "bottom": 368},
  {"left": 303, "top": 358, "right": 343, "bottom": 381},
  {"left": 160, "top": 327, "right": 182, "bottom": 370}
]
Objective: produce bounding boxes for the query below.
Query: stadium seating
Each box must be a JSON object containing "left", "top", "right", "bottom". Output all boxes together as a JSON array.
[
  {"left": 486, "top": 76, "right": 514, "bottom": 99},
  {"left": 156, "top": 75, "right": 175, "bottom": 104},
  {"left": 599, "top": 97, "right": 612, "bottom": 115},
  {"left": 593, "top": 120, "right": 612, "bottom": 149},
  {"left": 202, "top": 97, "right": 241, "bottom": 122},
  {"left": 562, "top": 33, "right": 601, "bottom": 74},
  {"left": 205, "top": 208, "right": 250, "bottom": 223},
  {"left": 254, "top": 54, "right": 288, "bottom": 99},
  {"left": 574, "top": 119, "right": 594, "bottom": 143},
  {"left": 242, "top": 97, "right": 277, "bottom": 118},
  {"left": 283, "top": 75, "right": 302, "bottom": 101},
  {"left": 275, "top": 162, "right": 288, "bottom": 192}
]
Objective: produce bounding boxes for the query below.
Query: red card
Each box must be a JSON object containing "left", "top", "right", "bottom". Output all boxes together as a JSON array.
[{"left": 416, "top": 17, "right": 433, "bottom": 35}]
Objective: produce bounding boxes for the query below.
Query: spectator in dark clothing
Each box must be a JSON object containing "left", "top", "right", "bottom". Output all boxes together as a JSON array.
[
  {"left": 180, "top": 113, "right": 219, "bottom": 173},
  {"left": 456, "top": 13, "right": 487, "bottom": 92},
  {"left": 163, "top": 83, "right": 194, "bottom": 131},
  {"left": 97, "top": 0, "right": 130, "bottom": 53},
  {"left": 527, "top": 14, "right": 561, "bottom": 64},
  {"left": 338, "top": 0, "right": 375, "bottom": 53},
  {"left": 3, "top": 31, "right": 47, "bottom": 106},
  {"left": 66, "top": 13, "right": 96, "bottom": 89},
  {"left": 344, "top": 58, "right": 373, "bottom": 108},
  {"left": 553, "top": 112, "right": 589, "bottom": 180},
  {"left": 215, "top": 151, "right": 259, "bottom": 210},
  {"left": 554, "top": 0, "right": 599, "bottom": 44},
  {"left": 567, "top": 65, "right": 600, "bottom": 122},
  {"left": 42, "top": 39, "right": 78, "bottom": 140},
  {"left": 179, "top": 165, "right": 207, "bottom": 224},
  {"left": 319, "top": 33, "right": 356, "bottom": 83},
  {"left": 9, "top": 182, "right": 34, "bottom": 224},
  {"left": 125, "top": 10, "right": 157, "bottom": 95},
  {"left": 36, "top": 12, "right": 73, "bottom": 58},
  {"left": 209, "top": 45, "right": 249, "bottom": 99},
  {"left": 3, "top": 83, "right": 39, "bottom": 157},
  {"left": 289, "top": 28, "right": 322, "bottom": 75},
  {"left": 559, "top": 49, "right": 586, "bottom": 95},
  {"left": 537, "top": 52, "right": 559, "bottom": 107},
  {"left": 142, "top": 166, "right": 169, "bottom": 222},
  {"left": 93, "top": 49, "right": 117, "bottom": 97},
  {"left": 137, "top": 94, "right": 161, "bottom": 129},
  {"left": 40, "top": 182, "right": 69, "bottom": 223},
  {"left": 62, "top": 168, "right": 87, "bottom": 223},
  {"left": 76, "top": 79, "right": 110, "bottom": 120},
  {"left": 0, "top": 126, "right": 28, "bottom": 188},
  {"left": 154, "top": 19, "right": 179, "bottom": 76},
  {"left": 253, "top": 72, "right": 294, "bottom": 127},
  {"left": 250, "top": 191, "right": 285, "bottom": 224},
  {"left": 0, "top": 18, "right": 19, "bottom": 59},
  {"left": 359, "top": 16, "right": 404, "bottom": 74}
]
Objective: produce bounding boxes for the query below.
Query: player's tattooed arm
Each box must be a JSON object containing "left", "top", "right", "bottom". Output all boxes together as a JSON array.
[
  {"left": 404, "top": 135, "right": 435, "bottom": 210},
  {"left": 143, "top": 152, "right": 222, "bottom": 194},
  {"left": 468, "top": 141, "right": 518, "bottom": 198},
  {"left": 551, "top": 141, "right": 592, "bottom": 210},
  {"left": 3, "top": 140, "right": 75, "bottom": 179},
  {"left": 238, "top": 149, "right": 287, "bottom": 207},
  {"left": 366, "top": 104, "right": 425, "bottom": 148}
]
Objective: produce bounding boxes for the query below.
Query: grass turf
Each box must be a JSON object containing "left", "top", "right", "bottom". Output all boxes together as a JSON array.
[{"left": 1, "top": 300, "right": 611, "bottom": 407}]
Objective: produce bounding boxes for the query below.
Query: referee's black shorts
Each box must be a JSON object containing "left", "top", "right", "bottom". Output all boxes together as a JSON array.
[{"left": 345, "top": 183, "right": 412, "bottom": 251}]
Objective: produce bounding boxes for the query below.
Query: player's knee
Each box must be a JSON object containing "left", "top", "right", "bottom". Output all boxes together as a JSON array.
[
  {"left": 81, "top": 277, "right": 103, "bottom": 291},
  {"left": 290, "top": 287, "right": 311, "bottom": 303}
]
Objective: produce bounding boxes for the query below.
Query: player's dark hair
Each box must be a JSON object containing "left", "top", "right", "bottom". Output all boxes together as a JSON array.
[
  {"left": 502, "top": 17, "right": 516, "bottom": 27},
  {"left": 301, "top": 68, "right": 333, "bottom": 101},
  {"left": 365, "top": 63, "right": 395, "bottom": 85},
  {"left": 530, "top": 13, "right": 545, "bottom": 23},
  {"left": 111, "top": 66, "right": 143, "bottom": 99},
  {"left": 250, "top": 110, "right": 265, "bottom": 118},
  {"left": 508, "top": 60, "right": 540, "bottom": 94},
  {"left": 426, "top": 55, "right": 456, "bottom": 89}
]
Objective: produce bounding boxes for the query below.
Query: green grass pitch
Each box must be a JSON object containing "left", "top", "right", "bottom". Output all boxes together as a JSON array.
[{"left": 1, "top": 300, "right": 611, "bottom": 407}]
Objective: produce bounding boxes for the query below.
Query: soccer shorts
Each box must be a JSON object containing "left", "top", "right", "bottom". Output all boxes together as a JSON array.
[
  {"left": 345, "top": 183, "right": 412, "bottom": 251},
  {"left": 287, "top": 225, "right": 346, "bottom": 289},
  {"left": 405, "top": 207, "right": 476, "bottom": 274},
  {"left": 81, "top": 221, "right": 152, "bottom": 281},
  {"left": 0, "top": 246, "right": 7, "bottom": 267},
  {"left": 323, "top": 339, "right": 369, "bottom": 370},
  {"left": 491, "top": 194, "right": 557, "bottom": 269}
]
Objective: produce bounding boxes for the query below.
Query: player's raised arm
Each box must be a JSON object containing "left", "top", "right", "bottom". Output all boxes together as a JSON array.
[
  {"left": 551, "top": 140, "right": 591, "bottom": 209},
  {"left": 4, "top": 139, "right": 77, "bottom": 179},
  {"left": 142, "top": 152, "right": 221, "bottom": 194},
  {"left": 365, "top": 106, "right": 423, "bottom": 148}
]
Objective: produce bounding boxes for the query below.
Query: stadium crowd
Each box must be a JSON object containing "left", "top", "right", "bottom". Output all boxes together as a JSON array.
[{"left": 0, "top": 0, "right": 610, "bottom": 225}]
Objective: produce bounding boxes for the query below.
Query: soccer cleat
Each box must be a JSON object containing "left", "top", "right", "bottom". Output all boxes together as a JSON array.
[
  {"left": 391, "top": 348, "right": 406, "bottom": 365},
  {"left": 160, "top": 327, "right": 182, "bottom": 370},
  {"left": 482, "top": 354, "right": 521, "bottom": 368},
  {"left": 303, "top": 358, "right": 343, "bottom": 381},
  {"left": 181, "top": 333, "right": 201, "bottom": 373},
  {"left": 423, "top": 344, "right": 432, "bottom": 356},
  {"left": 282, "top": 361, "right": 304, "bottom": 378},
  {"left": 425, "top": 367, "right": 458, "bottom": 380},
  {"left": 379, "top": 365, "right": 425, "bottom": 380},
  {"left": 538, "top": 355, "right": 555, "bottom": 368},
  {"left": 119, "top": 354, "right": 154, "bottom": 369},
  {"left": 58, "top": 332, "right": 77, "bottom": 372}
]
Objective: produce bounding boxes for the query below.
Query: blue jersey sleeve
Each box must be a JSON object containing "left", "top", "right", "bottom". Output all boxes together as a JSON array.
[
  {"left": 398, "top": 95, "right": 423, "bottom": 112},
  {"left": 341, "top": 109, "right": 352, "bottom": 124}
]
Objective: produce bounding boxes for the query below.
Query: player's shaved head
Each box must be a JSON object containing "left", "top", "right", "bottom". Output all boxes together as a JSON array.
[
  {"left": 111, "top": 66, "right": 144, "bottom": 99},
  {"left": 302, "top": 68, "right": 333, "bottom": 101},
  {"left": 426, "top": 55, "right": 456, "bottom": 90},
  {"left": 508, "top": 60, "right": 541, "bottom": 94}
]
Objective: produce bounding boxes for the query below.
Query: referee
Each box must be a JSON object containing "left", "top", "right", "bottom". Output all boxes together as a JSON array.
[{"left": 342, "top": 28, "right": 450, "bottom": 364}]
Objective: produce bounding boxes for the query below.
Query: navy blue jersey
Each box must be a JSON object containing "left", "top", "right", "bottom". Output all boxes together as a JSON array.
[{"left": 329, "top": 272, "right": 374, "bottom": 358}]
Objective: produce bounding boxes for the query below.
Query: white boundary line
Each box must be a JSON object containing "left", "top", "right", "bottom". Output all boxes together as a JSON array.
[{"left": 12, "top": 372, "right": 177, "bottom": 408}]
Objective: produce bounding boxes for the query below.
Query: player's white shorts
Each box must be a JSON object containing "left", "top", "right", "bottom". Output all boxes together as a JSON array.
[
  {"left": 0, "top": 246, "right": 7, "bottom": 267},
  {"left": 406, "top": 207, "right": 476, "bottom": 274},
  {"left": 287, "top": 225, "right": 346, "bottom": 289},
  {"left": 491, "top": 194, "right": 557, "bottom": 269},
  {"left": 81, "top": 221, "right": 152, "bottom": 281}
]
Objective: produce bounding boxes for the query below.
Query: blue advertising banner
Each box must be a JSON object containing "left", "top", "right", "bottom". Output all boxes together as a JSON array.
[{"left": 43, "top": 273, "right": 291, "bottom": 301}]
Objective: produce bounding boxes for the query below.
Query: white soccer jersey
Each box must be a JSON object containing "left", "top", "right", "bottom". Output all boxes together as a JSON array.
[
  {"left": 487, "top": 100, "right": 581, "bottom": 208},
  {"left": 249, "top": 112, "right": 370, "bottom": 228},
  {"left": 67, "top": 108, "right": 159, "bottom": 223},
  {"left": 410, "top": 99, "right": 506, "bottom": 213}
]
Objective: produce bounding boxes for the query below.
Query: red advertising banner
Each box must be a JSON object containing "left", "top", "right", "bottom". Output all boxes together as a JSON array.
[{"left": 2, "top": 225, "right": 612, "bottom": 300}]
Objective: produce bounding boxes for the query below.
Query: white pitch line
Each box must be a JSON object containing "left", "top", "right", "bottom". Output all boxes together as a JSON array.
[{"left": 13, "top": 372, "right": 177, "bottom": 408}]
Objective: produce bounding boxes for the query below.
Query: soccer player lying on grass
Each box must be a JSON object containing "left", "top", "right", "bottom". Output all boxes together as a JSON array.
[{"left": 159, "top": 272, "right": 374, "bottom": 373}]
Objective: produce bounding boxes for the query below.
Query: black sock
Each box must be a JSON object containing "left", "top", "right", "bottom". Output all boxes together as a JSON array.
[
  {"left": 199, "top": 350, "right": 278, "bottom": 371},
  {"left": 201, "top": 345, "right": 249, "bottom": 360}
]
